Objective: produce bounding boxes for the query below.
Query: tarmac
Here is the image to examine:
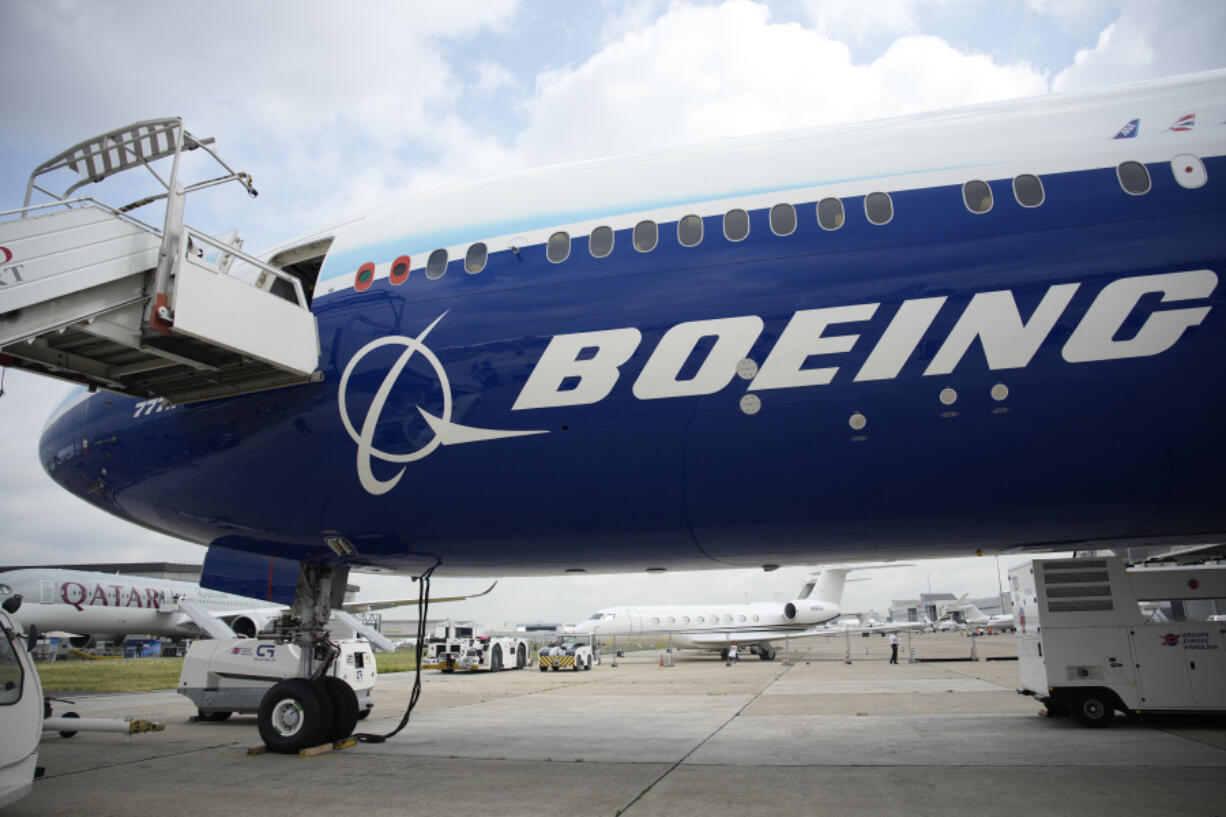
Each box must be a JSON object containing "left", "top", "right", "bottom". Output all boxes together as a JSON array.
[{"left": 12, "top": 632, "right": 1226, "bottom": 817}]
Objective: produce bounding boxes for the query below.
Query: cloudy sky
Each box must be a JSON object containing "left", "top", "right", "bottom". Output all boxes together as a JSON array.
[{"left": 1, "top": 0, "right": 1223, "bottom": 625}]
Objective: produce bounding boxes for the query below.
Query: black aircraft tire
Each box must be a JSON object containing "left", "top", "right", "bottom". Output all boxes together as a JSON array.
[
  {"left": 323, "top": 677, "right": 359, "bottom": 742},
  {"left": 257, "top": 678, "right": 334, "bottom": 753},
  {"left": 491, "top": 645, "right": 503, "bottom": 672}
]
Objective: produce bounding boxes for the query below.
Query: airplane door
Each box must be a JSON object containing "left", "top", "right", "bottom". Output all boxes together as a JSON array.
[{"left": 40, "top": 581, "right": 54, "bottom": 604}]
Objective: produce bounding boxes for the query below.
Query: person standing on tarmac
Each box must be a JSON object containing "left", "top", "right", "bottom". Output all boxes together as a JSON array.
[{"left": 889, "top": 632, "right": 899, "bottom": 664}]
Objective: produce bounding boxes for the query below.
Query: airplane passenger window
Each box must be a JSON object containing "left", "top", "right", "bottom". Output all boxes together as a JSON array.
[
  {"left": 723, "top": 208, "right": 749, "bottom": 241},
  {"left": 589, "top": 226, "right": 614, "bottom": 258},
  {"left": 752, "top": 614, "right": 759, "bottom": 622},
  {"left": 817, "top": 197, "right": 845, "bottom": 230},
  {"left": 1013, "top": 174, "right": 1044, "bottom": 207},
  {"left": 738, "top": 615, "right": 747, "bottom": 623},
  {"left": 426, "top": 249, "right": 448, "bottom": 280},
  {"left": 770, "top": 203, "right": 796, "bottom": 236},
  {"left": 677, "top": 214, "right": 703, "bottom": 247},
  {"left": 465, "top": 242, "right": 487, "bottom": 273},
  {"left": 962, "top": 180, "right": 993, "bottom": 214},
  {"left": 1117, "top": 161, "right": 1151, "bottom": 195},
  {"left": 652, "top": 617, "right": 660, "bottom": 625},
  {"left": 390, "top": 255, "right": 410, "bottom": 285},
  {"left": 633, "top": 220, "right": 658, "bottom": 252},
  {"left": 667, "top": 617, "right": 676, "bottom": 624},
  {"left": 864, "top": 192, "right": 893, "bottom": 225},
  {"left": 682, "top": 616, "right": 691, "bottom": 624},
  {"left": 547, "top": 231, "right": 571, "bottom": 263},
  {"left": 697, "top": 616, "right": 704, "bottom": 623}
]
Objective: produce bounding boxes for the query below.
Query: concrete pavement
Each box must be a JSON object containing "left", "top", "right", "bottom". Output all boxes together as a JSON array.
[{"left": 11, "top": 633, "right": 1225, "bottom": 816}]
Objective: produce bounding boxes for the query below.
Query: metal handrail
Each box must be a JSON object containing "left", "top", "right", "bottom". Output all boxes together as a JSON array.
[{"left": 0, "top": 197, "right": 309, "bottom": 311}]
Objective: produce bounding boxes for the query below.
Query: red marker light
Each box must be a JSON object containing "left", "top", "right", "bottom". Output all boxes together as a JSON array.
[
  {"left": 390, "top": 255, "right": 410, "bottom": 285},
  {"left": 355, "top": 262, "right": 375, "bottom": 292}
]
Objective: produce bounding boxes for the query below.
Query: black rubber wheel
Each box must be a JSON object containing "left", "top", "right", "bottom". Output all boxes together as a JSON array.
[
  {"left": 539, "top": 664, "right": 548, "bottom": 672},
  {"left": 322, "top": 677, "right": 359, "bottom": 742},
  {"left": 357, "top": 707, "right": 371, "bottom": 720},
  {"left": 1072, "top": 691, "right": 1113, "bottom": 728},
  {"left": 517, "top": 643, "right": 526, "bottom": 669},
  {"left": 196, "top": 709, "right": 232, "bottom": 722},
  {"left": 59, "top": 711, "right": 80, "bottom": 738},
  {"left": 720, "top": 648, "right": 729, "bottom": 661},
  {"left": 491, "top": 645, "right": 503, "bottom": 672},
  {"left": 257, "top": 678, "right": 334, "bottom": 753},
  {"left": 760, "top": 650, "right": 776, "bottom": 661}
]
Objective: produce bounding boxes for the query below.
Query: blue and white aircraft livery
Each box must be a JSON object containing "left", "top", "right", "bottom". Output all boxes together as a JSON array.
[{"left": 26, "top": 71, "right": 1226, "bottom": 603}]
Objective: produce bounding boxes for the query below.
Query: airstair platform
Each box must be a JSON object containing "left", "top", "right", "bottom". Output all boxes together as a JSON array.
[{"left": 0, "top": 118, "right": 321, "bottom": 404}]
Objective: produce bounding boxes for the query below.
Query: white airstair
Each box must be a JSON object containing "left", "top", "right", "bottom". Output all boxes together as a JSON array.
[{"left": 0, "top": 118, "right": 322, "bottom": 403}]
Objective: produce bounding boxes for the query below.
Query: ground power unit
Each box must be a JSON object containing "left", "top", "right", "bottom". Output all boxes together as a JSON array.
[
  {"left": 1011, "top": 557, "right": 1226, "bottom": 726},
  {"left": 178, "top": 637, "right": 376, "bottom": 721}
]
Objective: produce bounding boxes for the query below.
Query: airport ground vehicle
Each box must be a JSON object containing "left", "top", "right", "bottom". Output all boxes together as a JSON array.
[
  {"left": 539, "top": 637, "right": 597, "bottom": 671},
  {"left": 0, "top": 598, "right": 42, "bottom": 809},
  {"left": 422, "top": 623, "right": 528, "bottom": 672},
  {"left": 177, "top": 637, "right": 376, "bottom": 741},
  {"left": 1012, "top": 557, "right": 1226, "bottom": 727}
]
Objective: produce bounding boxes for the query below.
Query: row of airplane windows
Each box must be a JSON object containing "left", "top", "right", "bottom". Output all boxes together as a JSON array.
[
  {"left": 649, "top": 613, "right": 758, "bottom": 625},
  {"left": 388, "top": 160, "right": 1164, "bottom": 286}
]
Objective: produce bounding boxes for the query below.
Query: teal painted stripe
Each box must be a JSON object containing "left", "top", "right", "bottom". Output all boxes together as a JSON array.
[{"left": 317, "top": 161, "right": 988, "bottom": 283}]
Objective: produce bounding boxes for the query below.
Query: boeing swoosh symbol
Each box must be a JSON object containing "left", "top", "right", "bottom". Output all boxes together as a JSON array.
[{"left": 338, "top": 312, "right": 548, "bottom": 496}]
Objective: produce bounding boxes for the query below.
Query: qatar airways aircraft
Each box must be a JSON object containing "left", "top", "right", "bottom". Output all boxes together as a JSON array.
[
  {"left": 574, "top": 564, "right": 923, "bottom": 659},
  {"left": 5, "top": 70, "right": 1225, "bottom": 749},
  {"left": 0, "top": 568, "right": 494, "bottom": 650}
]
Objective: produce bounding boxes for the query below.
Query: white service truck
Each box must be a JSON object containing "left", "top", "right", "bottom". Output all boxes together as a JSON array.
[
  {"left": 421, "top": 622, "right": 528, "bottom": 672},
  {"left": 0, "top": 599, "right": 41, "bottom": 809},
  {"left": 1011, "top": 557, "right": 1226, "bottom": 727},
  {"left": 178, "top": 637, "right": 376, "bottom": 725}
]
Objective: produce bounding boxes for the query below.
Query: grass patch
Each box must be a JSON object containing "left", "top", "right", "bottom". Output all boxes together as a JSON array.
[
  {"left": 374, "top": 651, "right": 418, "bottom": 673},
  {"left": 35, "top": 649, "right": 419, "bottom": 692},
  {"left": 37, "top": 657, "right": 184, "bottom": 692}
]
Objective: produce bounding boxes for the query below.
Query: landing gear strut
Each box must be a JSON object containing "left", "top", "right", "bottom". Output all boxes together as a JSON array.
[{"left": 254, "top": 563, "right": 356, "bottom": 754}]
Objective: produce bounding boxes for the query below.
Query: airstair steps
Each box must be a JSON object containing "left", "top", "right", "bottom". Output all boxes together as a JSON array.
[{"left": 0, "top": 117, "right": 322, "bottom": 404}]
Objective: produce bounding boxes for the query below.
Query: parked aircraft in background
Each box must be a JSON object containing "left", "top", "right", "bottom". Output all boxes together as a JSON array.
[
  {"left": 573, "top": 564, "right": 918, "bottom": 659},
  {"left": 0, "top": 568, "right": 494, "bottom": 651},
  {"left": 4, "top": 70, "right": 1224, "bottom": 750},
  {"left": 953, "top": 601, "right": 1016, "bottom": 632}
]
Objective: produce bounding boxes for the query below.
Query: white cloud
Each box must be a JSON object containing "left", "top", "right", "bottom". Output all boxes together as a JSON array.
[
  {"left": 1053, "top": 0, "right": 1226, "bottom": 92},
  {"left": 473, "top": 61, "right": 516, "bottom": 96},
  {"left": 799, "top": 0, "right": 927, "bottom": 43},
  {"left": 514, "top": 1, "right": 1046, "bottom": 164}
]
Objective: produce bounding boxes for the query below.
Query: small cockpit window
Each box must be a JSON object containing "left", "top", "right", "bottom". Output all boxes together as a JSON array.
[
  {"left": 817, "top": 197, "right": 844, "bottom": 231},
  {"left": 770, "top": 203, "right": 796, "bottom": 236},
  {"left": 1013, "top": 174, "right": 1045, "bottom": 207},
  {"left": 724, "top": 208, "right": 750, "bottom": 242},
  {"left": 678, "top": 214, "right": 703, "bottom": 247},
  {"left": 962, "top": 180, "right": 993, "bottom": 214},
  {"left": 589, "top": 226, "right": 614, "bottom": 258},
  {"left": 864, "top": 192, "right": 893, "bottom": 225},
  {"left": 633, "top": 220, "right": 658, "bottom": 252},
  {"left": 547, "top": 231, "right": 571, "bottom": 263},
  {"left": 1117, "top": 161, "right": 1151, "bottom": 195},
  {"left": 426, "top": 249, "right": 448, "bottom": 280},
  {"left": 465, "top": 243, "right": 487, "bottom": 274}
]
